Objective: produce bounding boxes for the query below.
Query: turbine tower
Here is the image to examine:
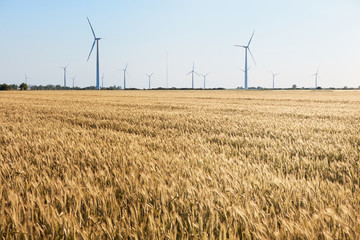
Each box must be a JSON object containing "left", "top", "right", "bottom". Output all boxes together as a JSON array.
[
  {"left": 314, "top": 67, "right": 319, "bottom": 89},
  {"left": 187, "top": 62, "right": 199, "bottom": 89},
  {"left": 86, "top": 17, "right": 101, "bottom": 90},
  {"left": 101, "top": 74, "right": 104, "bottom": 88},
  {"left": 234, "top": 31, "right": 256, "bottom": 89},
  {"left": 271, "top": 72, "right": 279, "bottom": 89},
  {"left": 239, "top": 68, "right": 250, "bottom": 88},
  {"left": 119, "top": 64, "right": 128, "bottom": 89},
  {"left": 146, "top": 73, "right": 154, "bottom": 89},
  {"left": 200, "top": 73, "right": 209, "bottom": 89},
  {"left": 166, "top": 52, "right": 169, "bottom": 88},
  {"left": 60, "top": 65, "right": 68, "bottom": 87},
  {"left": 71, "top": 75, "right": 76, "bottom": 89}
]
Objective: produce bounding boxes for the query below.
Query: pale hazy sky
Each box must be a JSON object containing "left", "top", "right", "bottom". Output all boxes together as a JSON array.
[{"left": 1, "top": 0, "right": 359, "bottom": 89}]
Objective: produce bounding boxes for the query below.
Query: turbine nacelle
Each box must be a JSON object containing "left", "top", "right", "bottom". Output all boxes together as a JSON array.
[
  {"left": 187, "top": 71, "right": 200, "bottom": 76},
  {"left": 201, "top": 73, "right": 209, "bottom": 78}
]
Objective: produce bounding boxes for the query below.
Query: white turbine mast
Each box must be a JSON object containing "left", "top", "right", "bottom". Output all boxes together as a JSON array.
[
  {"left": 146, "top": 73, "right": 154, "bottom": 89},
  {"left": 101, "top": 73, "right": 105, "bottom": 88},
  {"left": 271, "top": 71, "right": 279, "bottom": 89},
  {"left": 119, "top": 64, "right": 128, "bottom": 89},
  {"left": 313, "top": 67, "right": 320, "bottom": 88},
  {"left": 200, "top": 73, "right": 209, "bottom": 89},
  {"left": 71, "top": 75, "right": 76, "bottom": 88},
  {"left": 187, "top": 62, "right": 199, "bottom": 89},
  {"left": 59, "top": 64, "right": 68, "bottom": 87}
]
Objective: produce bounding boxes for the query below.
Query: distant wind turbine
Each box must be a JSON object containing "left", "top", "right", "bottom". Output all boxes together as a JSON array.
[
  {"left": 187, "top": 62, "right": 199, "bottom": 89},
  {"left": 313, "top": 67, "right": 320, "bottom": 88},
  {"left": 166, "top": 52, "right": 169, "bottom": 88},
  {"left": 71, "top": 75, "right": 76, "bottom": 88},
  {"left": 101, "top": 74, "right": 104, "bottom": 88},
  {"left": 119, "top": 64, "right": 128, "bottom": 89},
  {"left": 59, "top": 65, "right": 68, "bottom": 87},
  {"left": 86, "top": 17, "right": 101, "bottom": 90},
  {"left": 234, "top": 31, "right": 256, "bottom": 89},
  {"left": 146, "top": 73, "right": 154, "bottom": 89},
  {"left": 200, "top": 73, "right": 209, "bottom": 89},
  {"left": 271, "top": 72, "right": 279, "bottom": 89}
]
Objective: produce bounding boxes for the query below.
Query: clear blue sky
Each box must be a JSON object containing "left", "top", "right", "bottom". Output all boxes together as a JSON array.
[{"left": 1, "top": 0, "right": 359, "bottom": 89}]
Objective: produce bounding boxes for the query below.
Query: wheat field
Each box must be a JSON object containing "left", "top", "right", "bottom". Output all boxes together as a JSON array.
[{"left": 0, "top": 90, "right": 359, "bottom": 239}]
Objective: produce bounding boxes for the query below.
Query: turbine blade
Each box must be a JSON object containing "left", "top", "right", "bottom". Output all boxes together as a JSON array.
[
  {"left": 125, "top": 63, "right": 128, "bottom": 70},
  {"left": 87, "top": 17, "right": 96, "bottom": 38},
  {"left": 87, "top": 40, "right": 96, "bottom": 61},
  {"left": 187, "top": 71, "right": 192, "bottom": 75},
  {"left": 234, "top": 45, "right": 246, "bottom": 48},
  {"left": 248, "top": 30, "right": 255, "bottom": 46},
  {"left": 248, "top": 48, "right": 256, "bottom": 66}
]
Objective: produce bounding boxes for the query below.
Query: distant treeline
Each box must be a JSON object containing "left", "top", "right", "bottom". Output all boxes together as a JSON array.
[
  {"left": 0, "top": 83, "right": 20, "bottom": 90},
  {"left": 1, "top": 83, "right": 359, "bottom": 91},
  {"left": 0, "top": 83, "right": 122, "bottom": 91},
  {"left": 0, "top": 84, "right": 226, "bottom": 91}
]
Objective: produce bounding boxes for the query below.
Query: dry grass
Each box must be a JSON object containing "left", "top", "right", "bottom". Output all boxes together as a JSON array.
[{"left": 0, "top": 90, "right": 359, "bottom": 239}]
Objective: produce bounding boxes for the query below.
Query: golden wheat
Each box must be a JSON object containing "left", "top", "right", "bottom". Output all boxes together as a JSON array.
[{"left": 0, "top": 90, "right": 359, "bottom": 239}]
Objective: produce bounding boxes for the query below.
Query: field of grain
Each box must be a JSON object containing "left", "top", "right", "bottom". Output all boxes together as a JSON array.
[{"left": 0, "top": 90, "right": 359, "bottom": 239}]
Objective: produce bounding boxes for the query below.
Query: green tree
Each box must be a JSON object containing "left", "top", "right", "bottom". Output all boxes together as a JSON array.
[
  {"left": 19, "top": 83, "right": 28, "bottom": 90},
  {"left": 0, "top": 84, "right": 12, "bottom": 90}
]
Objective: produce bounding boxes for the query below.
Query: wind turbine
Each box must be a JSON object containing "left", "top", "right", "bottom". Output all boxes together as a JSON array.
[
  {"left": 200, "top": 73, "right": 209, "bottom": 89},
  {"left": 101, "top": 74, "right": 104, "bottom": 88},
  {"left": 166, "top": 52, "right": 169, "bottom": 88},
  {"left": 313, "top": 67, "right": 319, "bottom": 88},
  {"left": 271, "top": 72, "right": 279, "bottom": 89},
  {"left": 119, "top": 64, "right": 128, "bottom": 89},
  {"left": 59, "top": 65, "right": 68, "bottom": 87},
  {"left": 146, "top": 73, "right": 154, "bottom": 89},
  {"left": 187, "top": 62, "right": 199, "bottom": 89},
  {"left": 71, "top": 75, "right": 76, "bottom": 88},
  {"left": 86, "top": 17, "right": 101, "bottom": 90},
  {"left": 234, "top": 31, "right": 256, "bottom": 89}
]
